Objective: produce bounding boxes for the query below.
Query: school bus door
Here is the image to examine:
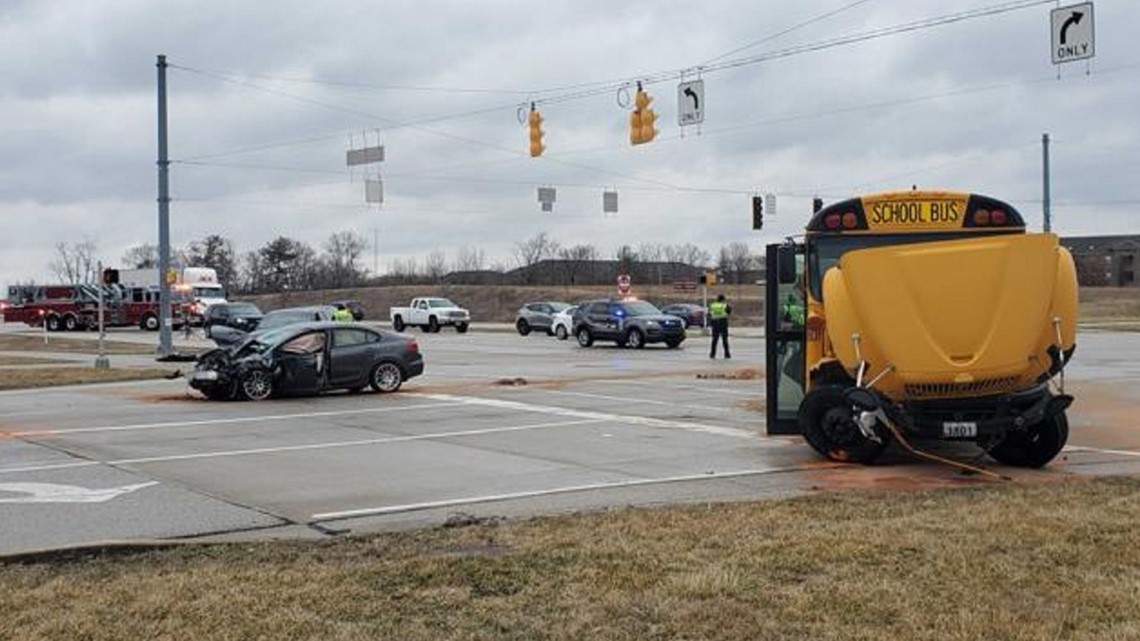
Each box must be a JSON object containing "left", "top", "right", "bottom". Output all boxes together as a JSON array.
[{"left": 765, "top": 243, "right": 806, "bottom": 435}]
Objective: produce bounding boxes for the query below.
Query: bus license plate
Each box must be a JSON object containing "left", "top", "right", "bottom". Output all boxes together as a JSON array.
[{"left": 942, "top": 421, "right": 977, "bottom": 438}]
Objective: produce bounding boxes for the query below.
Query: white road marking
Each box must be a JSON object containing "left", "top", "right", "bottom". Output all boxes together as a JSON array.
[
  {"left": 1065, "top": 445, "right": 1140, "bottom": 458},
  {"left": 415, "top": 393, "right": 760, "bottom": 440},
  {"left": 604, "top": 379, "right": 761, "bottom": 397},
  {"left": 6, "top": 401, "right": 459, "bottom": 437},
  {"left": 0, "top": 481, "right": 157, "bottom": 504},
  {"left": 311, "top": 466, "right": 807, "bottom": 521},
  {"left": 530, "top": 388, "right": 733, "bottom": 412},
  {"left": 0, "top": 418, "right": 604, "bottom": 474}
]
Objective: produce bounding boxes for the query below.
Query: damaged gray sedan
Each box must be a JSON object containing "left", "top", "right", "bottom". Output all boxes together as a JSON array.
[{"left": 190, "top": 321, "right": 424, "bottom": 401}]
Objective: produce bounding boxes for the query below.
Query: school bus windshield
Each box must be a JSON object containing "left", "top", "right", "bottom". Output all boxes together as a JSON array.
[{"left": 807, "top": 230, "right": 1016, "bottom": 301}]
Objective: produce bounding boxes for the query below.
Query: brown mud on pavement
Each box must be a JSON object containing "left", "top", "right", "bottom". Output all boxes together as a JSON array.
[{"left": 800, "top": 458, "right": 1073, "bottom": 493}]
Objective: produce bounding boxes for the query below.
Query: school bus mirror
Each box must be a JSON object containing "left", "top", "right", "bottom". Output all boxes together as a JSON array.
[{"left": 777, "top": 246, "right": 797, "bottom": 284}]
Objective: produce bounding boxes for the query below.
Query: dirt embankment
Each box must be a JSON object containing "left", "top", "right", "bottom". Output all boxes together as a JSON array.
[{"left": 245, "top": 284, "right": 766, "bottom": 325}]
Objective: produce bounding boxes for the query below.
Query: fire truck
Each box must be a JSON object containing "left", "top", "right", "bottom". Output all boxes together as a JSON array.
[{"left": 2, "top": 282, "right": 185, "bottom": 332}]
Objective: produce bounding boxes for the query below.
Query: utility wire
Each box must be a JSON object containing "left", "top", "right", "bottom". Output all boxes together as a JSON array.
[
  {"left": 700, "top": 0, "right": 877, "bottom": 65},
  {"left": 173, "top": 0, "right": 1054, "bottom": 164}
]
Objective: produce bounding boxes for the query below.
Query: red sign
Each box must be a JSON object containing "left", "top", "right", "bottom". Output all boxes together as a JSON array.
[{"left": 617, "top": 274, "right": 631, "bottom": 296}]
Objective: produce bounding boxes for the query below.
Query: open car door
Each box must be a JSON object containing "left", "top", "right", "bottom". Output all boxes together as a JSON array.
[
  {"left": 765, "top": 243, "right": 806, "bottom": 435},
  {"left": 274, "top": 330, "right": 326, "bottom": 395}
]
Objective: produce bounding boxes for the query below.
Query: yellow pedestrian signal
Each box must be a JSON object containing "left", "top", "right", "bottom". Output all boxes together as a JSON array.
[
  {"left": 528, "top": 107, "right": 545, "bottom": 157},
  {"left": 629, "top": 83, "right": 658, "bottom": 145}
]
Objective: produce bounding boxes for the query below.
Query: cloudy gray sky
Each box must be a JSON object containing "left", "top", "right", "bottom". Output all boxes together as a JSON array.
[{"left": 2, "top": 0, "right": 1137, "bottom": 289}]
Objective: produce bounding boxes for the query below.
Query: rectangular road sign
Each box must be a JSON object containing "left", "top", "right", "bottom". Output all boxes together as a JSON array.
[
  {"left": 677, "top": 80, "right": 704, "bottom": 126},
  {"left": 1051, "top": 2, "right": 1094, "bottom": 64},
  {"left": 346, "top": 145, "right": 385, "bottom": 166}
]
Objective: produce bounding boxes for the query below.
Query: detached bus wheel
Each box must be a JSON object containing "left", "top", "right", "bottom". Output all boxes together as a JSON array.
[
  {"left": 799, "top": 386, "right": 889, "bottom": 464},
  {"left": 989, "top": 412, "right": 1068, "bottom": 469}
]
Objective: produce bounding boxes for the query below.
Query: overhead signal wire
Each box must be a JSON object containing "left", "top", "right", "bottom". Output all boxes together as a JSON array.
[
  {"left": 700, "top": 0, "right": 878, "bottom": 65},
  {"left": 173, "top": 0, "right": 1054, "bottom": 164}
]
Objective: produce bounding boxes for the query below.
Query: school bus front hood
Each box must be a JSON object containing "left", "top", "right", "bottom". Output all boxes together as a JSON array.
[{"left": 822, "top": 233, "right": 1077, "bottom": 398}]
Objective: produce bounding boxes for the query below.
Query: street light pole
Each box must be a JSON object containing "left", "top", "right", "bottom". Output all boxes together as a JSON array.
[{"left": 156, "top": 54, "right": 172, "bottom": 355}]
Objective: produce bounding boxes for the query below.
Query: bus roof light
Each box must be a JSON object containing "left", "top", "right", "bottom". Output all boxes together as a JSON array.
[
  {"left": 973, "top": 209, "right": 990, "bottom": 226},
  {"left": 991, "top": 209, "right": 1007, "bottom": 225},
  {"left": 825, "top": 213, "right": 841, "bottom": 229},
  {"left": 842, "top": 213, "right": 858, "bottom": 229}
]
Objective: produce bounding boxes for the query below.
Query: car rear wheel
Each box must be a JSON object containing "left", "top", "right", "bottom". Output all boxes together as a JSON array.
[
  {"left": 45, "top": 315, "right": 62, "bottom": 332},
  {"left": 576, "top": 327, "right": 593, "bottom": 347},
  {"left": 141, "top": 314, "right": 159, "bottom": 331},
  {"left": 989, "top": 412, "right": 1068, "bottom": 468},
  {"left": 626, "top": 328, "right": 645, "bottom": 349},
  {"left": 516, "top": 319, "right": 531, "bottom": 336},
  {"left": 370, "top": 361, "right": 404, "bottom": 393},
  {"left": 63, "top": 314, "right": 79, "bottom": 331},
  {"left": 392, "top": 316, "right": 405, "bottom": 332},
  {"left": 240, "top": 369, "right": 274, "bottom": 402},
  {"left": 665, "top": 338, "right": 682, "bottom": 349},
  {"left": 555, "top": 325, "right": 568, "bottom": 340}
]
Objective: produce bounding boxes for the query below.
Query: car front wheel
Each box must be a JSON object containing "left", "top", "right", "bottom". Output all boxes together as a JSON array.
[
  {"left": 516, "top": 319, "right": 531, "bottom": 336},
  {"left": 626, "top": 328, "right": 645, "bottom": 349},
  {"left": 576, "top": 327, "right": 594, "bottom": 347},
  {"left": 555, "top": 325, "right": 568, "bottom": 340},
  {"left": 240, "top": 369, "right": 274, "bottom": 401},
  {"left": 370, "top": 361, "right": 404, "bottom": 393},
  {"left": 456, "top": 322, "right": 469, "bottom": 334}
]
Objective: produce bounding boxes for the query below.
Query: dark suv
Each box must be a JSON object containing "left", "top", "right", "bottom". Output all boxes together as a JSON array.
[
  {"left": 572, "top": 299, "right": 686, "bottom": 349},
  {"left": 203, "top": 302, "right": 264, "bottom": 338}
]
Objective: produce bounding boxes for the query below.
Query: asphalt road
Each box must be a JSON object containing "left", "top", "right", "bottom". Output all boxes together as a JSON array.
[{"left": 1, "top": 327, "right": 1139, "bottom": 556}]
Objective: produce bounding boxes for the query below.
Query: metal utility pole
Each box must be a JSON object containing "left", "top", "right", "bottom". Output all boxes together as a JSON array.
[
  {"left": 1042, "top": 133, "right": 1052, "bottom": 233},
  {"left": 156, "top": 54, "right": 172, "bottom": 355},
  {"left": 95, "top": 261, "right": 109, "bottom": 369}
]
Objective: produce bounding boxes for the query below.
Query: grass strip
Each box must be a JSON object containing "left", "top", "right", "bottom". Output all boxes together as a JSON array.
[
  {"left": 0, "top": 367, "right": 179, "bottom": 391},
  {"left": 2, "top": 477, "right": 1138, "bottom": 640}
]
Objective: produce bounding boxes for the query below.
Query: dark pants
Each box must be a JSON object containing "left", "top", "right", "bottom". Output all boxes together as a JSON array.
[{"left": 709, "top": 319, "right": 730, "bottom": 358}]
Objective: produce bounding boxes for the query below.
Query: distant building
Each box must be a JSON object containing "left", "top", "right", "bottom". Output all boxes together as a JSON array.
[{"left": 1062, "top": 235, "right": 1139, "bottom": 287}]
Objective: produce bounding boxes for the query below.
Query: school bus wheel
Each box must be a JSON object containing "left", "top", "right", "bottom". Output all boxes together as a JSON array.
[
  {"left": 798, "top": 385, "right": 889, "bottom": 464},
  {"left": 988, "top": 411, "right": 1069, "bottom": 469}
]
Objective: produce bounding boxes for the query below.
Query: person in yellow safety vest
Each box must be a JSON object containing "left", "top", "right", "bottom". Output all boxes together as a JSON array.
[
  {"left": 332, "top": 303, "right": 354, "bottom": 322},
  {"left": 708, "top": 293, "right": 732, "bottom": 359}
]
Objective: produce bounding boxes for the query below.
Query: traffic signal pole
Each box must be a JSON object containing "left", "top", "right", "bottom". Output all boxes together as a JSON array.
[{"left": 156, "top": 54, "right": 172, "bottom": 355}]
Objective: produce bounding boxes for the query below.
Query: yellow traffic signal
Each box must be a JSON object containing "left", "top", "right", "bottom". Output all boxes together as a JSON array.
[
  {"left": 528, "top": 107, "right": 545, "bottom": 157},
  {"left": 629, "top": 83, "right": 658, "bottom": 145}
]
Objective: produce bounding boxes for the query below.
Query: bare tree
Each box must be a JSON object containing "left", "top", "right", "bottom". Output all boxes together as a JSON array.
[
  {"left": 453, "top": 246, "right": 486, "bottom": 272},
  {"left": 122, "top": 243, "right": 159, "bottom": 269},
  {"left": 718, "top": 242, "right": 755, "bottom": 295},
  {"left": 388, "top": 257, "right": 421, "bottom": 284},
  {"left": 638, "top": 242, "right": 665, "bottom": 285},
  {"left": 424, "top": 250, "right": 448, "bottom": 283},
  {"left": 669, "top": 242, "right": 711, "bottom": 268},
  {"left": 614, "top": 244, "right": 638, "bottom": 278},
  {"left": 48, "top": 239, "right": 98, "bottom": 284},
  {"left": 558, "top": 244, "right": 598, "bottom": 286},
  {"left": 514, "top": 232, "right": 560, "bottom": 284},
  {"left": 321, "top": 230, "right": 369, "bottom": 288}
]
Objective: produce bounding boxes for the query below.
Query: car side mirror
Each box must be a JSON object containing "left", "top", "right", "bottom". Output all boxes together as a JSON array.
[{"left": 777, "top": 245, "right": 798, "bottom": 284}]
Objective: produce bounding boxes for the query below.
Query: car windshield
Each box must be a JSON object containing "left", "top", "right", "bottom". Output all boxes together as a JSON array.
[
  {"left": 428, "top": 299, "right": 458, "bottom": 308},
  {"left": 226, "top": 303, "right": 261, "bottom": 315},
  {"left": 618, "top": 301, "right": 661, "bottom": 317},
  {"left": 258, "top": 311, "right": 314, "bottom": 330},
  {"left": 194, "top": 286, "right": 225, "bottom": 299}
]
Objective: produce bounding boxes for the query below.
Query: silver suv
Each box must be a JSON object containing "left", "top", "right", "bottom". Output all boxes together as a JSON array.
[{"left": 515, "top": 301, "right": 571, "bottom": 336}]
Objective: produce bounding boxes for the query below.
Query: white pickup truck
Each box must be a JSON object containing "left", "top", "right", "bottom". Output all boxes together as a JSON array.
[{"left": 390, "top": 297, "right": 471, "bottom": 333}]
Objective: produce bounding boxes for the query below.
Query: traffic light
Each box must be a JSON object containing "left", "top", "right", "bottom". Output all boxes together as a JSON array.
[
  {"left": 102, "top": 268, "right": 119, "bottom": 285},
  {"left": 528, "top": 106, "right": 545, "bottom": 158},
  {"left": 629, "top": 83, "right": 658, "bottom": 145},
  {"left": 752, "top": 196, "right": 764, "bottom": 230}
]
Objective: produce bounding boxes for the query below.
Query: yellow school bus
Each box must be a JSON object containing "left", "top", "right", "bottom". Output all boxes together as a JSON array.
[{"left": 764, "top": 191, "right": 1077, "bottom": 467}]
